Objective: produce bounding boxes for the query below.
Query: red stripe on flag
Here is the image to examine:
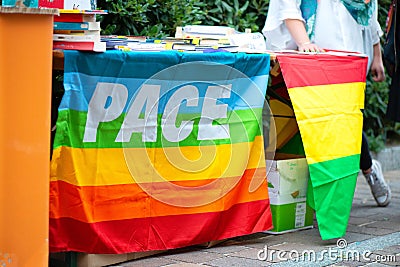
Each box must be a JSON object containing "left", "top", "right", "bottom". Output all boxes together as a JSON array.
[
  {"left": 276, "top": 53, "right": 368, "bottom": 88},
  {"left": 49, "top": 199, "right": 272, "bottom": 254}
]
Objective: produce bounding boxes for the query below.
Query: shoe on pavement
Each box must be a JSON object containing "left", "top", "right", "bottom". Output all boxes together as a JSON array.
[{"left": 363, "top": 159, "right": 391, "bottom": 207}]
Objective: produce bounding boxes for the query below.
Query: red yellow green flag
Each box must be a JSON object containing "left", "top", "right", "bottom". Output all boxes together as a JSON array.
[{"left": 277, "top": 52, "right": 367, "bottom": 240}]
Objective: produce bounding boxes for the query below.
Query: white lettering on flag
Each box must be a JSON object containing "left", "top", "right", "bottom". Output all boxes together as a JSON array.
[
  {"left": 162, "top": 85, "right": 199, "bottom": 142},
  {"left": 83, "top": 82, "right": 127, "bottom": 142},
  {"left": 198, "top": 84, "right": 231, "bottom": 140},
  {"left": 116, "top": 84, "right": 161, "bottom": 142}
]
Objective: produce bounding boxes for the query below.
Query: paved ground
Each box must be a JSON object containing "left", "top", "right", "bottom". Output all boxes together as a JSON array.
[{"left": 112, "top": 169, "right": 400, "bottom": 267}]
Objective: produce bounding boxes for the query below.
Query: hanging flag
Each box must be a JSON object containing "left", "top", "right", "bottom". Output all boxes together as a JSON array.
[
  {"left": 277, "top": 51, "right": 367, "bottom": 240},
  {"left": 49, "top": 50, "right": 273, "bottom": 254}
]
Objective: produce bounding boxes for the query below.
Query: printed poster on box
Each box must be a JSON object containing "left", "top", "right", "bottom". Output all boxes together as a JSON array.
[{"left": 266, "top": 158, "right": 314, "bottom": 233}]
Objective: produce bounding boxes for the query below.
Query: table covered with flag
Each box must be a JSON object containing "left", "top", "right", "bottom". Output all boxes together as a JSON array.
[
  {"left": 49, "top": 50, "right": 273, "bottom": 254},
  {"left": 49, "top": 49, "right": 368, "bottom": 254}
]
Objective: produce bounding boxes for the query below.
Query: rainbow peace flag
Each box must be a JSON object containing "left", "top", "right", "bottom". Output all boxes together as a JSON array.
[
  {"left": 277, "top": 52, "right": 368, "bottom": 240},
  {"left": 49, "top": 50, "right": 273, "bottom": 254}
]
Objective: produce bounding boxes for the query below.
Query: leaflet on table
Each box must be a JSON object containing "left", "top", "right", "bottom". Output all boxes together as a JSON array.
[
  {"left": 228, "top": 32, "right": 267, "bottom": 51},
  {"left": 181, "top": 25, "right": 237, "bottom": 36}
]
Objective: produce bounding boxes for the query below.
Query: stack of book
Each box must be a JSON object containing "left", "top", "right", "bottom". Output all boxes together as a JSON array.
[
  {"left": 174, "top": 25, "right": 268, "bottom": 53},
  {"left": 39, "top": 0, "right": 107, "bottom": 52},
  {"left": 175, "top": 25, "right": 236, "bottom": 46},
  {"left": 52, "top": 9, "right": 107, "bottom": 52}
]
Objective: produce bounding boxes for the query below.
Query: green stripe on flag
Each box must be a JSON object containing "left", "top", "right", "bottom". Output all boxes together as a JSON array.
[
  {"left": 308, "top": 154, "right": 361, "bottom": 187},
  {"left": 53, "top": 108, "right": 263, "bottom": 149},
  {"left": 307, "top": 171, "right": 358, "bottom": 240},
  {"left": 307, "top": 154, "right": 360, "bottom": 239}
]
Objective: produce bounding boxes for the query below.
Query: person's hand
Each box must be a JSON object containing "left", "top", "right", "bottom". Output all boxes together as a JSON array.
[
  {"left": 284, "top": 19, "right": 325, "bottom": 53},
  {"left": 297, "top": 42, "right": 325, "bottom": 53},
  {"left": 370, "top": 58, "right": 386, "bottom": 82}
]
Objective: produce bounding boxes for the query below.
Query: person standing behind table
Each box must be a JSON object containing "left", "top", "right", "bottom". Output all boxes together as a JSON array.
[
  {"left": 384, "top": 0, "right": 400, "bottom": 123},
  {"left": 262, "top": 0, "right": 391, "bottom": 207}
]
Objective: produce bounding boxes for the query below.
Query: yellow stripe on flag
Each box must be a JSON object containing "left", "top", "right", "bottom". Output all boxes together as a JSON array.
[
  {"left": 288, "top": 82, "right": 364, "bottom": 164},
  {"left": 51, "top": 136, "right": 266, "bottom": 186}
]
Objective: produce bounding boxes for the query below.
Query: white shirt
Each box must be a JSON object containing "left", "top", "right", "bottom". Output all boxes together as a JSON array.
[{"left": 262, "top": 0, "right": 382, "bottom": 68}]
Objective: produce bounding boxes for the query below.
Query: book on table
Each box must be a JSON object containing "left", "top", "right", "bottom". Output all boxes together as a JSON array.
[
  {"left": 54, "top": 21, "right": 101, "bottom": 31},
  {"left": 53, "top": 13, "right": 97, "bottom": 22},
  {"left": 181, "top": 25, "right": 236, "bottom": 36},
  {"left": 53, "top": 34, "right": 101, "bottom": 42},
  {"left": 54, "top": 29, "right": 101, "bottom": 36},
  {"left": 53, "top": 40, "right": 106, "bottom": 52}
]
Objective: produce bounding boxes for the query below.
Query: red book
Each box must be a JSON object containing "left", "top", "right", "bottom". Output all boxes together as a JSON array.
[
  {"left": 53, "top": 13, "right": 97, "bottom": 22},
  {"left": 39, "top": 0, "right": 63, "bottom": 8},
  {"left": 53, "top": 41, "right": 106, "bottom": 52}
]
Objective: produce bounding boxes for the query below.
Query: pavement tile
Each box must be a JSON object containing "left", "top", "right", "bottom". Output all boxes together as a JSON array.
[
  {"left": 229, "top": 233, "right": 312, "bottom": 250},
  {"left": 115, "top": 257, "right": 178, "bottom": 267},
  {"left": 233, "top": 232, "right": 269, "bottom": 242},
  {"left": 376, "top": 260, "right": 399, "bottom": 266},
  {"left": 201, "top": 243, "right": 249, "bottom": 255},
  {"left": 374, "top": 213, "right": 400, "bottom": 222},
  {"left": 364, "top": 221, "right": 400, "bottom": 231},
  {"left": 370, "top": 249, "right": 399, "bottom": 266},
  {"left": 237, "top": 234, "right": 291, "bottom": 248},
  {"left": 162, "top": 262, "right": 211, "bottom": 267},
  {"left": 205, "top": 255, "right": 270, "bottom": 267},
  {"left": 340, "top": 233, "right": 375, "bottom": 247},
  {"left": 112, "top": 169, "right": 400, "bottom": 267},
  {"left": 364, "top": 252, "right": 398, "bottom": 266},
  {"left": 162, "top": 264, "right": 212, "bottom": 267},
  {"left": 226, "top": 247, "right": 263, "bottom": 260},
  {"left": 348, "top": 217, "right": 378, "bottom": 226},
  {"left": 346, "top": 225, "right": 395, "bottom": 236},
  {"left": 225, "top": 241, "right": 269, "bottom": 251},
  {"left": 264, "top": 231, "right": 341, "bottom": 250},
  {"left": 383, "top": 170, "right": 400, "bottom": 178},
  {"left": 328, "top": 262, "right": 367, "bottom": 267},
  {"left": 371, "top": 262, "right": 399, "bottom": 267},
  {"left": 268, "top": 242, "right": 321, "bottom": 253},
  {"left": 361, "top": 263, "right": 393, "bottom": 267},
  {"left": 349, "top": 206, "right": 390, "bottom": 218},
  {"left": 162, "top": 249, "right": 224, "bottom": 264},
  {"left": 376, "top": 245, "right": 400, "bottom": 255}
]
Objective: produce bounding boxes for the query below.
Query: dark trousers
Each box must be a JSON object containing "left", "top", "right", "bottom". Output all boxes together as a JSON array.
[{"left": 360, "top": 131, "right": 373, "bottom": 171}]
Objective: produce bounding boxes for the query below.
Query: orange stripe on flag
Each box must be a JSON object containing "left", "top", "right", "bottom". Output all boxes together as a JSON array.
[{"left": 49, "top": 168, "right": 268, "bottom": 223}]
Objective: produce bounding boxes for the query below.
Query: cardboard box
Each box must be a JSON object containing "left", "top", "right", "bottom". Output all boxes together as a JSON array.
[{"left": 265, "top": 158, "right": 314, "bottom": 233}]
